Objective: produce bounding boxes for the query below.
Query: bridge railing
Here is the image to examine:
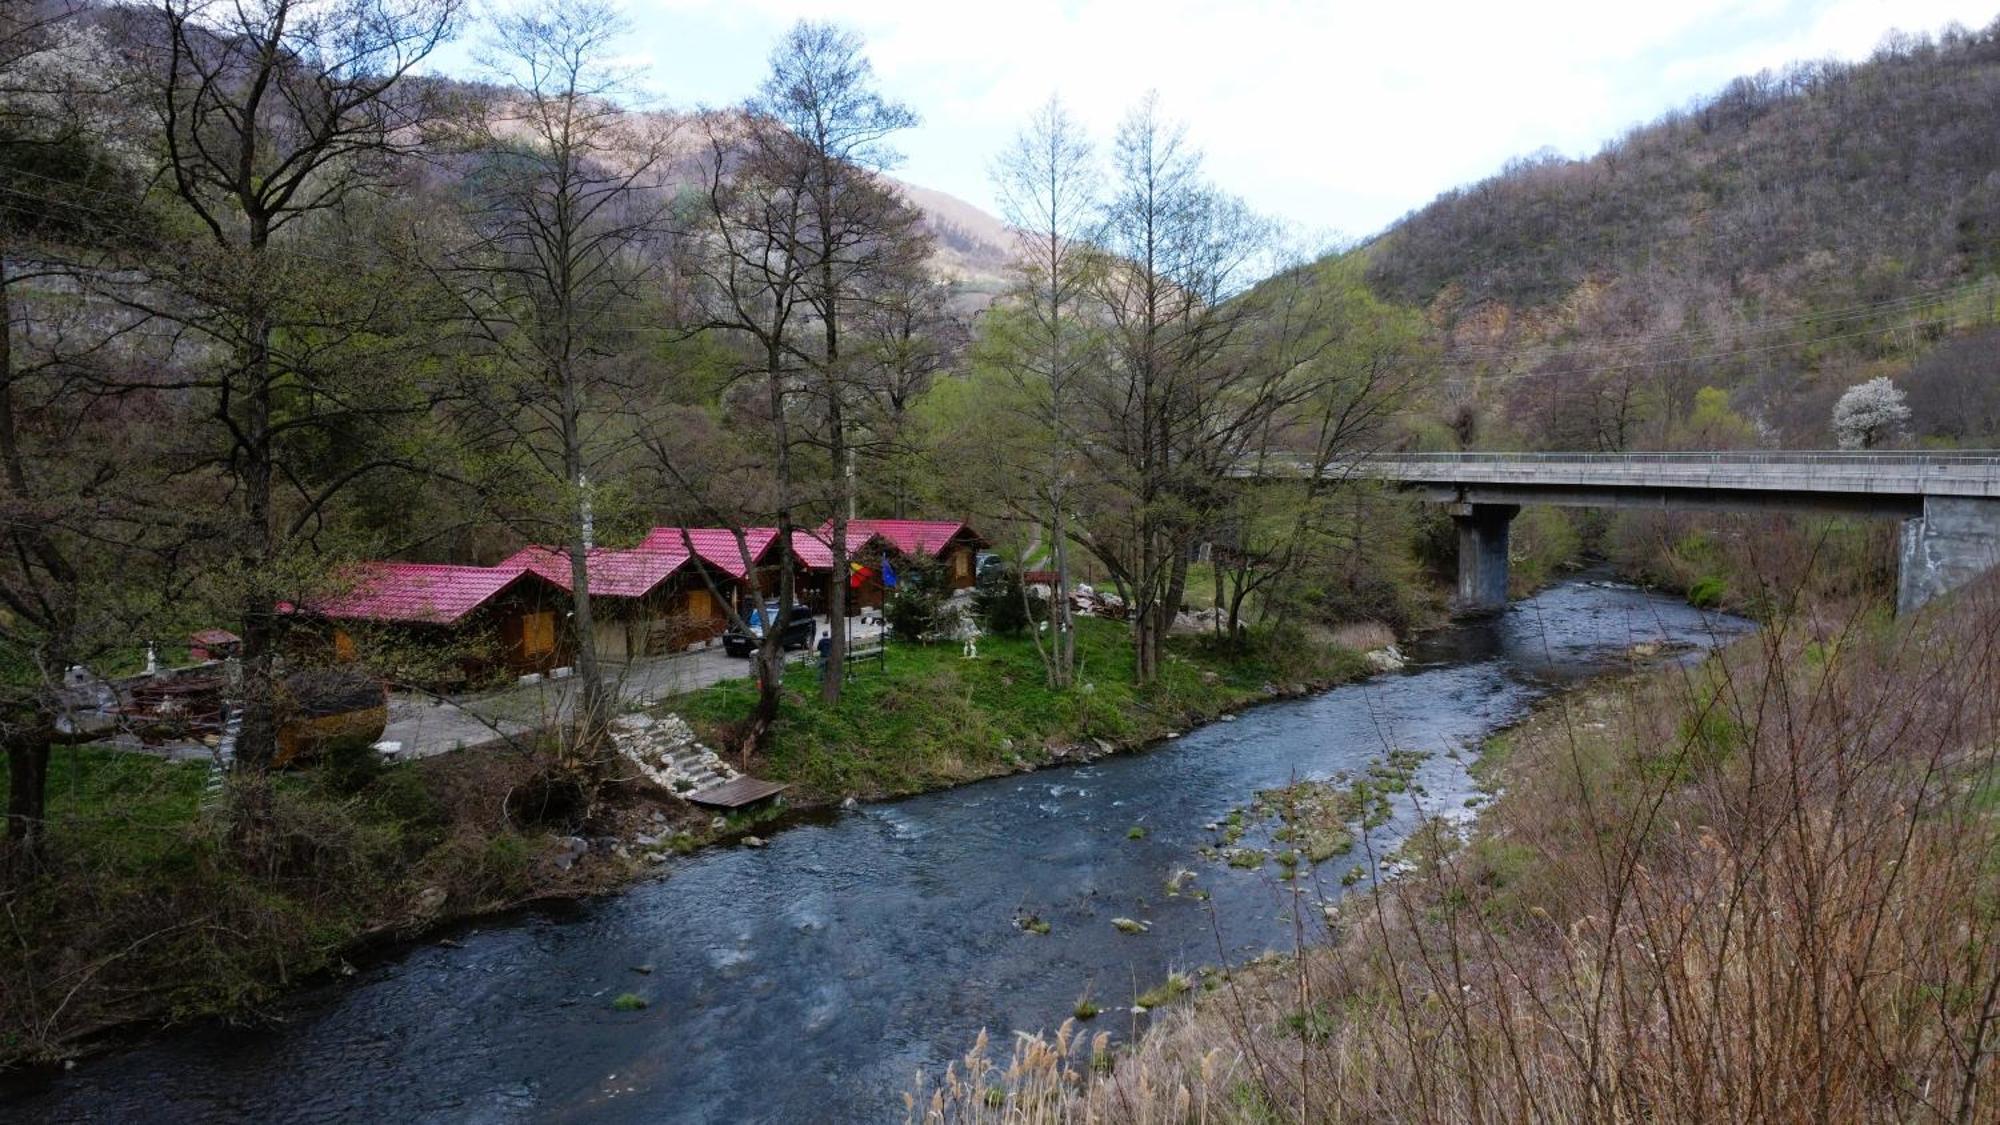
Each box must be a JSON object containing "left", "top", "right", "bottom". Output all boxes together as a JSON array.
[{"left": 1356, "top": 450, "right": 2000, "bottom": 467}]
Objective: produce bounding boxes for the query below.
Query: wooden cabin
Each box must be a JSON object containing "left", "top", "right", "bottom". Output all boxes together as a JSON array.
[
  {"left": 643, "top": 526, "right": 824, "bottom": 616},
  {"left": 296, "top": 562, "right": 574, "bottom": 685},
  {"left": 845, "top": 519, "right": 989, "bottom": 593},
  {"left": 505, "top": 544, "right": 733, "bottom": 661}
]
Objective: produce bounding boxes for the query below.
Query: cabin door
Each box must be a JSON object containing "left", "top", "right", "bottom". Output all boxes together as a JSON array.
[
  {"left": 594, "top": 617, "right": 630, "bottom": 663},
  {"left": 520, "top": 611, "right": 557, "bottom": 666},
  {"left": 684, "top": 587, "right": 717, "bottom": 644}
]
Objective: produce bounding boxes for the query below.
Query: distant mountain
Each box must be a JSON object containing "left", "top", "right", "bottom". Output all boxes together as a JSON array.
[
  {"left": 891, "top": 180, "right": 1017, "bottom": 303},
  {"left": 1356, "top": 17, "right": 2000, "bottom": 448}
]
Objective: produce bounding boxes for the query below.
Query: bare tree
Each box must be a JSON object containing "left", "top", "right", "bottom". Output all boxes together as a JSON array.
[
  {"left": 989, "top": 95, "right": 1099, "bottom": 687},
  {"left": 0, "top": 1, "right": 165, "bottom": 863},
  {"left": 850, "top": 250, "right": 962, "bottom": 519},
  {"left": 439, "top": 0, "right": 672, "bottom": 757},
  {"left": 1075, "top": 94, "right": 1273, "bottom": 682},
  {"left": 753, "top": 21, "right": 924, "bottom": 704},
  {"left": 664, "top": 108, "right": 817, "bottom": 757},
  {"left": 129, "top": 0, "right": 461, "bottom": 778}
]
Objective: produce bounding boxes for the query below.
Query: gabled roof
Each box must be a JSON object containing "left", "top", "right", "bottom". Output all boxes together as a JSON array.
[
  {"left": 788, "top": 525, "right": 879, "bottom": 570},
  {"left": 843, "top": 519, "right": 984, "bottom": 558},
  {"left": 310, "top": 562, "right": 548, "bottom": 625},
  {"left": 500, "top": 544, "right": 692, "bottom": 600},
  {"left": 640, "top": 527, "right": 779, "bottom": 579}
]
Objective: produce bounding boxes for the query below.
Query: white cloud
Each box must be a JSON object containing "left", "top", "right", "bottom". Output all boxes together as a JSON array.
[{"left": 624, "top": 0, "right": 1999, "bottom": 235}]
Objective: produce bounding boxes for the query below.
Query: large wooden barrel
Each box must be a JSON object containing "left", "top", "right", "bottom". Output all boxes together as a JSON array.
[{"left": 274, "top": 667, "right": 389, "bottom": 768}]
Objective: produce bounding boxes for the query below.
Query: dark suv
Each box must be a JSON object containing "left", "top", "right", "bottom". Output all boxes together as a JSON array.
[{"left": 722, "top": 602, "right": 818, "bottom": 658}]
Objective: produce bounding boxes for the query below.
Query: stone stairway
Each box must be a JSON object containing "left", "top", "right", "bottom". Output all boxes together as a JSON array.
[
  {"left": 660, "top": 741, "right": 735, "bottom": 795},
  {"left": 609, "top": 712, "right": 740, "bottom": 797}
]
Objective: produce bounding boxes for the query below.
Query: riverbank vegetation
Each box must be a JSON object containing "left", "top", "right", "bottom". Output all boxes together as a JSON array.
[
  {"left": 0, "top": 733, "right": 726, "bottom": 1062},
  {"left": 672, "top": 616, "right": 1370, "bottom": 802},
  {"left": 911, "top": 576, "right": 2000, "bottom": 1122},
  {"left": 0, "top": 613, "right": 1373, "bottom": 1064}
]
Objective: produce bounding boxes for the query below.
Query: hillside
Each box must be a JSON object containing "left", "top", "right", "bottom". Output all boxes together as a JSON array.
[
  {"left": 1362, "top": 17, "right": 2000, "bottom": 449},
  {"left": 891, "top": 179, "right": 1016, "bottom": 302},
  {"left": 53, "top": 1, "right": 1018, "bottom": 311}
]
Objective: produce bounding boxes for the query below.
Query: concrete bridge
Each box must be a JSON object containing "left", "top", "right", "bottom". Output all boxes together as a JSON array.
[{"left": 1349, "top": 452, "right": 2000, "bottom": 614}]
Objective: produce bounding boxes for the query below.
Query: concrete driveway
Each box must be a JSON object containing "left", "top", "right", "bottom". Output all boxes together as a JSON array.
[{"left": 378, "top": 615, "right": 882, "bottom": 758}]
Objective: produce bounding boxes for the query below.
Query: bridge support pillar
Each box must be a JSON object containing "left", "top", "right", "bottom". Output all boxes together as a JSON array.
[
  {"left": 1451, "top": 502, "right": 1519, "bottom": 614},
  {"left": 1897, "top": 497, "right": 2000, "bottom": 614}
]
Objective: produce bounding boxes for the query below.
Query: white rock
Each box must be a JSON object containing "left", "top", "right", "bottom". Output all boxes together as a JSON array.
[{"left": 1364, "top": 645, "right": 1408, "bottom": 672}]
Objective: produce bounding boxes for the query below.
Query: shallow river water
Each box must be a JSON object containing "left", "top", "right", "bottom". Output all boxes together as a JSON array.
[{"left": 10, "top": 577, "right": 1748, "bottom": 1124}]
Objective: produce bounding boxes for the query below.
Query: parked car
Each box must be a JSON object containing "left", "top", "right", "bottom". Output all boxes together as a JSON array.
[{"left": 722, "top": 602, "right": 818, "bottom": 658}]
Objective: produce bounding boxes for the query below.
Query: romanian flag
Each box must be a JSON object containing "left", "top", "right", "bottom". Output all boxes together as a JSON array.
[{"left": 849, "top": 562, "right": 874, "bottom": 589}]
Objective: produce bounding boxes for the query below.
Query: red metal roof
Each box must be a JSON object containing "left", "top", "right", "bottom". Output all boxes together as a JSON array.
[
  {"left": 640, "top": 527, "right": 779, "bottom": 579},
  {"left": 499, "top": 544, "right": 691, "bottom": 599},
  {"left": 310, "top": 562, "right": 545, "bottom": 625},
  {"left": 843, "top": 519, "right": 982, "bottom": 557}
]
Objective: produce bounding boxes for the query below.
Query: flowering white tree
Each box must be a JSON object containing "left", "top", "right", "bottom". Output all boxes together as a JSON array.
[{"left": 1833, "top": 377, "right": 1911, "bottom": 450}]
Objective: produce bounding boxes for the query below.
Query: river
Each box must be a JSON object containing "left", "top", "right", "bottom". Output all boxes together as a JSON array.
[{"left": 9, "top": 577, "right": 1748, "bottom": 1124}]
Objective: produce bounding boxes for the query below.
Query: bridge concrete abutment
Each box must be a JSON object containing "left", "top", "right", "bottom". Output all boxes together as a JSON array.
[
  {"left": 1450, "top": 502, "right": 1518, "bottom": 614},
  {"left": 1897, "top": 497, "right": 2000, "bottom": 614}
]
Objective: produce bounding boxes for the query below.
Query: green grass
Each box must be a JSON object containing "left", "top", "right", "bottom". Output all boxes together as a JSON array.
[
  {"left": 24, "top": 747, "right": 212, "bottom": 872},
  {"left": 670, "top": 617, "right": 1367, "bottom": 802},
  {"left": 1136, "top": 972, "right": 1193, "bottom": 1009}
]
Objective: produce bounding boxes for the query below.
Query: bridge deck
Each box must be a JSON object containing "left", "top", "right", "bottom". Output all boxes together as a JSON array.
[{"left": 1358, "top": 452, "right": 2000, "bottom": 501}]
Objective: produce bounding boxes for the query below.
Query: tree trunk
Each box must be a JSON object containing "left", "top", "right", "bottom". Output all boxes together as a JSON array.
[
  {"left": 823, "top": 430, "right": 847, "bottom": 704},
  {"left": 1048, "top": 473, "right": 1075, "bottom": 689},
  {"left": 820, "top": 275, "right": 847, "bottom": 704},
  {"left": 233, "top": 266, "right": 279, "bottom": 772},
  {"left": 559, "top": 352, "right": 613, "bottom": 758},
  {"left": 4, "top": 720, "right": 51, "bottom": 863},
  {"left": 742, "top": 345, "right": 799, "bottom": 763}
]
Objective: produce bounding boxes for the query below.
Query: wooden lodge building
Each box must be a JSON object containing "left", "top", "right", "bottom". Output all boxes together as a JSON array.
[
  {"left": 296, "top": 561, "right": 573, "bottom": 683},
  {"left": 846, "top": 519, "right": 986, "bottom": 594},
  {"left": 291, "top": 518, "right": 987, "bottom": 686},
  {"left": 502, "top": 544, "right": 733, "bottom": 662}
]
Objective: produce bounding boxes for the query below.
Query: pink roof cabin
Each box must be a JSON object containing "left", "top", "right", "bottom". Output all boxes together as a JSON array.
[
  {"left": 639, "top": 527, "right": 780, "bottom": 580},
  {"left": 311, "top": 561, "right": 550, "bottom": 625},
  {"left": 842, "top": 519, "right": 988, "bottom": 591},
  {"left": 502, "top": 542, "right": 734, "bottom": 658},
  {"left": 501, "top": 544, "right": 691, "bottom": 600},
  {"left": 299, "top": 561, "right": 572, "bottom": 678}
]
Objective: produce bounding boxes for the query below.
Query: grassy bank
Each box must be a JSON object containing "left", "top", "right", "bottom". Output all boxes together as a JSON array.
[
  {"left": 672, "top": 616, "right": 1371, "bottom": 803},
  {"left": 913, "top": 581, "right": 2000, "bottom": 1122}
]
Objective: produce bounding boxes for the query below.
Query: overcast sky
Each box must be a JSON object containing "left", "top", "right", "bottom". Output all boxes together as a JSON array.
[{"left": 435, "top": 0, "right": 2000, "bottom": 240}]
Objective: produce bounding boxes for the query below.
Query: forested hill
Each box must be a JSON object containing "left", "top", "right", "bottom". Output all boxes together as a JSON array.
[{"left": 1361, "top": 18, "right": 2000, "bottom": 450}]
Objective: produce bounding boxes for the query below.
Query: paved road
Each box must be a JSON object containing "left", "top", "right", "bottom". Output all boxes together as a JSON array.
[
  {"left": 379, "top": 615, "right": 883, "bottom": 758},
  {"left": 107, "top": 614, "right": 883, "bottom": 763}
]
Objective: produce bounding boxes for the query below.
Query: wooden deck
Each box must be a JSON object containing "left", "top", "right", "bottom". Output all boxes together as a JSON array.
[{"left": 687, "top": 776, "right": 790, "bottom": 809}]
